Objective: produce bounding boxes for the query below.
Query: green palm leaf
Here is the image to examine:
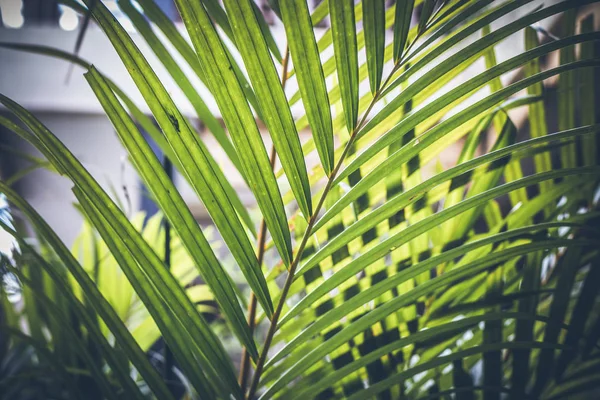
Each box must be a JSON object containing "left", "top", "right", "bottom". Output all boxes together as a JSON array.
[
  {"left": 0, "top": 95, "right": 241, "bottom": 398},
  {"left": 0, "top": 183, "right": 174, "bottom": 400},
  {"left": 174, "top": 0, "right": 293, "bottom": 267},
  {"left": 329, "top": 0, "right": 359, "bottom": 132},
  {"left": 85, "top": 67, "right": 264, "bottom": 357},
  {"left": 78, "top": 0, "right": 273, "bottom": 321},
  {"left": 363, "top": 0, "right": 385, "bottom": 94},
  {"left": 279, "top": 0, "right": 334, "bottom": 175},
  {"left": 3, "top": 0, "right": 600, "bottom": 398},
  {"left": 222, "top": 0, "right": 312, "bottom": 219},
  {"left": 393, "top": 0, "right": 415, "bottom": 62}
]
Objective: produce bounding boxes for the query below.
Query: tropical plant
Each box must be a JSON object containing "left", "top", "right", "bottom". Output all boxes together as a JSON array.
[{"left": 1, "top": 0, "right": 600, "bottom": 399}]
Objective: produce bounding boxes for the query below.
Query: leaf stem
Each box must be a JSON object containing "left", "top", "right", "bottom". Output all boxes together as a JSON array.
[
  {"left": 239, "top": 46, "right": 291, "bottom": 393},
  {"left": 238, "top": 145, "right": 277, "bottom": 391},
  {"left": 162, "top": 154, "right": 176, "bottom": 394},
  {"left": 246, "top": 58, "right": 396, "bottom": 400}
]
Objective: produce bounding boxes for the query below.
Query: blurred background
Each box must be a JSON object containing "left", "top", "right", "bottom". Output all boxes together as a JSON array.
[{"left": 1, "top": 0, "right": 599, "bottom": 249}]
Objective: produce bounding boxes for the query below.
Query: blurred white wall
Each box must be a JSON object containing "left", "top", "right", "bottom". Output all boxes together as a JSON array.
[{"left": 1, "top": 112, "right": 141, "bottom": 244}]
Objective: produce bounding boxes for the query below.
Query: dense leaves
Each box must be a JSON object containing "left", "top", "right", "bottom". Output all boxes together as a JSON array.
[{"left": 1, "top": 1, "right": 600, "bottom": 399}]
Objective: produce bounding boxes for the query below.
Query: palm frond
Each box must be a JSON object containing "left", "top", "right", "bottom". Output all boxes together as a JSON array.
[{"left": 1, "top": 0, "right": 599, "bottom": 399}]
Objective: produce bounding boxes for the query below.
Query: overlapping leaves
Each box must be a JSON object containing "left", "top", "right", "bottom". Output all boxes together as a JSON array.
[{"left": 1, "top": 0, "right": 600, "bottom": 399}]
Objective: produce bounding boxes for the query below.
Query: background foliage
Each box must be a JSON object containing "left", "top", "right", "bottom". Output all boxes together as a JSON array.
[{"left": 1, "top": 0, "right": 600, "bottom": 399}]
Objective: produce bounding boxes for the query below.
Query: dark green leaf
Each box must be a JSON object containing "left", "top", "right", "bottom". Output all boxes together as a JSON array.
[
  {"left": 117, "top": 0, "right": 241, "bottom": 173},
  {"left": 0, "top": 41, "right": 255, "bottom": 235},
  {"left": 174, "top": 0, "right": 293, "bottom": 266},
  {"left": 279, "top": 0, "right": 334, "bottom": 175},
  {"left": 418, "top": 0, "right": 437, "bottom": 34},
  {"left": 393, "top": 0, "right": 415, "bottom": 62},
  {"left": 0, "top": 94, "right": 241, "bottom": 398},
  {"left": 222, "top": 0, "right": 312, "bottom": 219},
  {"left": 363, "top": 0, "right": 385, "bottom": 94},
  {"left": 79, "top": 0, "right": 271, "bottom": 322},
  {"left": 329, "top": 0, "right": 359, "bottom": 132},
  {"left": 0, "top": 183, "right": 174, "bottom": 400},
  {"left": 85, "top": 67, "right": 264, "bottom": 356},
  {"left": 580, "top": 13, "right": 598, "bottom": 167}
]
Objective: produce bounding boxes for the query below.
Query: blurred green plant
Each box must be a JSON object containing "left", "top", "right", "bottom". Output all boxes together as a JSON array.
[{"left": 1, "top": 0, "right": 600, "bottom": 399}]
